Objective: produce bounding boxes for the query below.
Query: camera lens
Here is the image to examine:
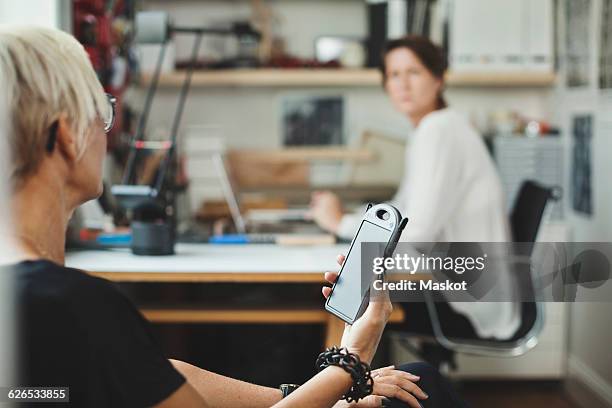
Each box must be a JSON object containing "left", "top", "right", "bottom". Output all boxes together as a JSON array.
[{"left": 377, "top": 210, "right": 390, "bottom": 220}]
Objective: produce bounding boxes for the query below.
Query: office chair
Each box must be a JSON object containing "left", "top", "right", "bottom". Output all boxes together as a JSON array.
[{"left": 391, "top": 180, "right": 562, "bottom": 369}]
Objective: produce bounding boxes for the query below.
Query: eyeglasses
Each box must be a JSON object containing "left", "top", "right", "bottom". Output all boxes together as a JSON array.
[{"left": 46, "top": 93, "right": 117, "bottom": 153}]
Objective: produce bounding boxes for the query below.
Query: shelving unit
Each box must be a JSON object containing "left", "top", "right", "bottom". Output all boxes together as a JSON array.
[{"left": 139, "top": 68, "right": 557, "bottom": 88}]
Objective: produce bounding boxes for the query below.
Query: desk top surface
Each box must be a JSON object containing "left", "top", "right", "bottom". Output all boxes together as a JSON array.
[{"left": 66, "top": 243, "right": 349, "bottom": 282}]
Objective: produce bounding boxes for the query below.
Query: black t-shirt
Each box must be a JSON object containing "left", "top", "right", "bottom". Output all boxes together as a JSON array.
[{"left": 13, "top": 260, "right": 185, "bottom": 407}]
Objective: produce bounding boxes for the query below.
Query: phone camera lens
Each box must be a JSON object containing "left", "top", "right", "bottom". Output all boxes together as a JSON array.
[{"left": 377, "top": 210, "right": 390, "bottom": 221}]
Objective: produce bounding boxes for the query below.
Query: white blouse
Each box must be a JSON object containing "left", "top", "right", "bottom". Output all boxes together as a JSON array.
[{"left": 338, "top": 108, "right": 520, "bottom": 340}]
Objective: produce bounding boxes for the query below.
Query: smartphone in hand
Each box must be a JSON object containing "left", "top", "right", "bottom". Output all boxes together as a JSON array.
[{"left": 325, "top": 203, "right": 407, "bottom": 324}]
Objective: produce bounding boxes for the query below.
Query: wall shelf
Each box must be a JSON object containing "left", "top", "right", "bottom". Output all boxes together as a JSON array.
[{"left": 139, "top": 68, "right": 557, "bottom": 88}]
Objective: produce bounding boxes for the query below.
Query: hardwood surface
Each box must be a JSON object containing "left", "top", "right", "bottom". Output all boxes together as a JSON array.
[
  {"left": 462, "top": 381, "right": 580, "bottom": 408},
  {"left": 141, "top": 69, "right": 557, "bottom": 88}
]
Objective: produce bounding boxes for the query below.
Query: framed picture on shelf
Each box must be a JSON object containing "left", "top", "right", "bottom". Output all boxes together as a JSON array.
[{"left": 280, "top": 95, "right": 344, "bottom": 146}]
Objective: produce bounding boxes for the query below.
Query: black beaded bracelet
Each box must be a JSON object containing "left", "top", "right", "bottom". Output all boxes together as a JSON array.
[{"left": 315, "top": 346, "right": 373, "bottom": 403}]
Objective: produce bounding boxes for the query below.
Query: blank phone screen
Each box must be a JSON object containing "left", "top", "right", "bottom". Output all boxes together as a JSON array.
[{"left": 327, "top": 220, "right": 393, "bottom": 322}]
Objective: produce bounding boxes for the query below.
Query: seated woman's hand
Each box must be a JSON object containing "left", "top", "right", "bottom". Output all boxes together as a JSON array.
[
  {"left": 323, "top": 254, "right": 393, "bottom": 365},
  {"left": 308, "top": 190, "right": 344, "bottom": 234},
  {"left": 333, "top": 365, "right": 428, "bottom": 408},
  {"left": 369, "top": 365, "right": 428, "bottom": 407}
]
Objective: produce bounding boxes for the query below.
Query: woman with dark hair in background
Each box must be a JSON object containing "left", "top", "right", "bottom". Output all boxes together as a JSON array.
[{"left": 310, "top": 36, "right": 519, "bottom": 344}]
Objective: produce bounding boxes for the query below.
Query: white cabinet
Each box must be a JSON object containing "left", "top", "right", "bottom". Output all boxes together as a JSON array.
[{"left": 494, "top": 136, "right": 564, "bottom": 220}]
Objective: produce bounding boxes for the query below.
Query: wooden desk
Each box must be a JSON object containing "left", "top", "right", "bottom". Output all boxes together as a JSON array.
[{"left": 66, "top": 243, "right": 407, "bottom": 346}]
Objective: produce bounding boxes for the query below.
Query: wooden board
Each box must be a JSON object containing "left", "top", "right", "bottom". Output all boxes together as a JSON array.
[
  {"left": 140, "top": 69, "right": 557, "bottom": 88},
  {"left": 226, "top": 150, "right": 309, "bottom": 188}
]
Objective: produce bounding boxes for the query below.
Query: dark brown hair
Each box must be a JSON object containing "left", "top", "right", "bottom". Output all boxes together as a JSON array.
[{"left": 380, "top": 35, "right": 448, "bottom": 109}]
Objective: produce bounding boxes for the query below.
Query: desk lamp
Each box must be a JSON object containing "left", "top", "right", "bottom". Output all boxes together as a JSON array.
[{"left": 112, "top": 11, "right": 259, "bottom": 255}]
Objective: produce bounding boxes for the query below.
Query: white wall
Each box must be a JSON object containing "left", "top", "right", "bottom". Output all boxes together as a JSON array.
[
  {"left": 555, "top": 0, "right": 612, "bottom": 405},
  {"left": 561, "top": 100, "right": 612, "bottom": 405},
  {"left": 0, "top": 0, "right": 62, "bottom": 28}
]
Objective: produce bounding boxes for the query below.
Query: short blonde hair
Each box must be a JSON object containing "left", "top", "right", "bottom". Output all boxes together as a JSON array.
[{"left": 0, "top": 25, "right": 108, "bottom": 186}]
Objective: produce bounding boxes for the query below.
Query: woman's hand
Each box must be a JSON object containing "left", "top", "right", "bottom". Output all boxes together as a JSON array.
[
  {"left": 308, "top": 191, "right": 344, "bottom": 234},
  {"left": 368, "top": 365, "right": 428, "bottom": 407},
  {"left": 332, "top": 366, "right": 428, "bottom": 408},
  {"left": 323, "top": 254, "right": 393, "bottom": 365}
]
